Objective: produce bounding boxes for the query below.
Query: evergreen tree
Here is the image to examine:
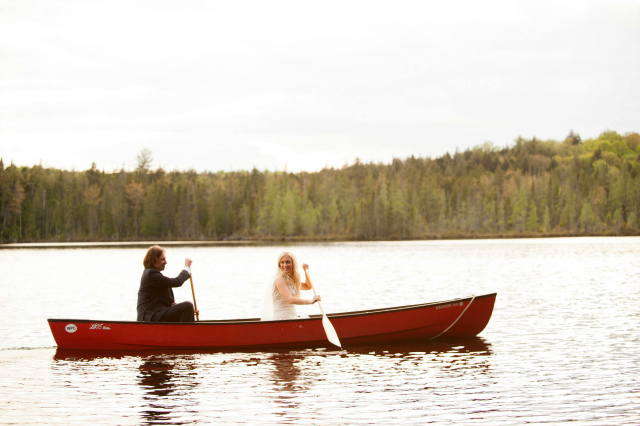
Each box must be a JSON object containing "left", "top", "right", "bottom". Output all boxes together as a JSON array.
[{"left": 527, "top": 199, "right": 539, "bottom": 232}]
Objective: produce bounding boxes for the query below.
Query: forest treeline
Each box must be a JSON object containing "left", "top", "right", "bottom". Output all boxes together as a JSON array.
[{"left": 1, "top": 130, "right": 639, "bottom": 243}]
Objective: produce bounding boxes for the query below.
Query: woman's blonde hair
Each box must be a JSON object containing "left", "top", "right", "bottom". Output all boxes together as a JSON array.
[{"left": 276, "top": 251, "right": 302, "bottom": 293}]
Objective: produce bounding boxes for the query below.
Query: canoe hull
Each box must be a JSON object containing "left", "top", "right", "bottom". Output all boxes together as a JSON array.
[{"left": 48, "top": 293, "right": 496, "bottom": 350}]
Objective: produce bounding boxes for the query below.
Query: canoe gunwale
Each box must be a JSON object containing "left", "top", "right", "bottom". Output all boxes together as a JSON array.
[{"left": 47, "top": 293, "right": 496, "bottom": 325}]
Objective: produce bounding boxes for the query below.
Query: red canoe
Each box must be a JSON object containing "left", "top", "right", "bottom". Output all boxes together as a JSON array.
[{"left": 48, "top": 293, "right": 496, "bottom": 350}]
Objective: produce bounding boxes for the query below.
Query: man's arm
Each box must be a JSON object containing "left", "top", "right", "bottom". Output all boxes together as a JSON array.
[{"left": 145, "top": 268, "right": 190, "bottom": 288}]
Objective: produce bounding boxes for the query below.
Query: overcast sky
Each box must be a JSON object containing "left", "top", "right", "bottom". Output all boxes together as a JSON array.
[{"left": 0, "top": 0, "right": 638, "bottom": 173}]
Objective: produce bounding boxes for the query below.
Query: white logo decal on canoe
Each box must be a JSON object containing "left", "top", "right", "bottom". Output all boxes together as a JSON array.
[
  {"left": 65, "top": 324, "right": 77, "bottom": 333},
  {"left": 89, "top": 323, "right": 101, "bottom": 330},
  {"left": 89, "top": 323, "right": 110, "bottom": 330}
]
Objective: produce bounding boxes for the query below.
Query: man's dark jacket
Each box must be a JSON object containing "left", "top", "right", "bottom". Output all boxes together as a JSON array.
[{"left": 136, "top": 268, "right": 190, "bottom": 321}]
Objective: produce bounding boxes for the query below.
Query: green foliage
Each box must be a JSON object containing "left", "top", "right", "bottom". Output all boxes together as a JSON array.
[{"left": 1, "top": 130, "right": 639, "bottom": 243}]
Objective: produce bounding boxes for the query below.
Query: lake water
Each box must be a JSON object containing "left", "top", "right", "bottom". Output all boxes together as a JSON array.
[{"left": 1, "top": 237, "right": 639, "bottom": 425}]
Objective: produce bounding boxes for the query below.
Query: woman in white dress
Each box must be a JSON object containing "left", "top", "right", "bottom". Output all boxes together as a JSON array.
[{"left": 260, "top": 251, "right": 321, "bottom": 321}]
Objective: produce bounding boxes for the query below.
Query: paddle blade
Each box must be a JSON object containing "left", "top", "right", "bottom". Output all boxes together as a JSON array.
[{"left": 321, "top": 314, "right": 342, "bottom": 348}]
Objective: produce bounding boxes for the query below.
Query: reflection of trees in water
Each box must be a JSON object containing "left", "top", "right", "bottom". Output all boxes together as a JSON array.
[{"left": 137, "top": 356, "right": 199, "bottom": 426}]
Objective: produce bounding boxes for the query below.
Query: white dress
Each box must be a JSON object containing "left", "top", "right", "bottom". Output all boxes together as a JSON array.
[{"left": 260, "top": 280, "right": 310, "bottom": 321}]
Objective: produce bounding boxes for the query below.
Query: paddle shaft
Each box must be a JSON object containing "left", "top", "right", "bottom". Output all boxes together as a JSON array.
[
  {"left": 189, "top": 271, "right": 199, "bottom": 321},
  {"left": 311, "top": 286, "right": 327, "bottom": 316}
]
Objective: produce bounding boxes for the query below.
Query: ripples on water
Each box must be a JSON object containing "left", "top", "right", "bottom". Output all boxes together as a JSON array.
[
  {"left": 1, "top": 237, "right": 639, "bottom": 425},
  {"left": 4, "top": 341, "right": 493, "bottom": 425}
]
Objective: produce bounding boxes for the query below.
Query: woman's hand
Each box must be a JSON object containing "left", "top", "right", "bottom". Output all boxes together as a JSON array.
[
  {"left": 311, "top": 294, "right": 321, "bottom": 304},
  {"left": 302, "top": 263, "right": 309, "bottom": 270}
]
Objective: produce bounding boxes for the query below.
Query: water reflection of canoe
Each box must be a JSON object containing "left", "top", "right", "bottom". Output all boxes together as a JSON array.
[
  {"left": 48, "top": 293, "right": 496, "bottom": 350},
  {"left": 53, "top": 337, "right": 492, "bottom": 361}
]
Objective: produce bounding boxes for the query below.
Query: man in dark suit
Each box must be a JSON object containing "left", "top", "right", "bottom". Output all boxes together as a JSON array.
[{"left": 136, "top": 245, "right": 199, "bottom": 322}]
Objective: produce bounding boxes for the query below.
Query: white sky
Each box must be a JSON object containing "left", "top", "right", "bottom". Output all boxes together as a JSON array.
[{"left": 0, "top": 0, "right": 638, "bottom": 173}]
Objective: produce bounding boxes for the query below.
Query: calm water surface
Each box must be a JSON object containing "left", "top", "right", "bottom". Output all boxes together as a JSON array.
[{"left": 1, "top": 237, "right": 639, "bottom": 425}]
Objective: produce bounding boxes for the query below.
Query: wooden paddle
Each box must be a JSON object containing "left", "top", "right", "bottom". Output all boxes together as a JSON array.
[
  {"left": 189, "top": 270, "right": 199, "bottom": 321},
  {"left": 303, "top": 267, "right": 341, "bottom": 348}
]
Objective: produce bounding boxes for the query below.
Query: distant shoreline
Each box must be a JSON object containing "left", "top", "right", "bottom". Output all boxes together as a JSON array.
[
  {"left": 0, "top": 240, "right": 259, "bottom": 249},
  {"left": 1, "top": 232, "right": 636, "bottom": 249}
]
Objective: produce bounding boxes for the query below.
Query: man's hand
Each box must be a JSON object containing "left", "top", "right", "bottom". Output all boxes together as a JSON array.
[{"left": 185, "top": 258, "right": 192, "bottom": 268}]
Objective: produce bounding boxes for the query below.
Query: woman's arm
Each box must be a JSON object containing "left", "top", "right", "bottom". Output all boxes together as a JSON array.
[
  {"left": 299, "top": 263, "right": 313, "bottom": 290},
  {"left": 275, "top": 277, "right": 320, "bottom": 305}
]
